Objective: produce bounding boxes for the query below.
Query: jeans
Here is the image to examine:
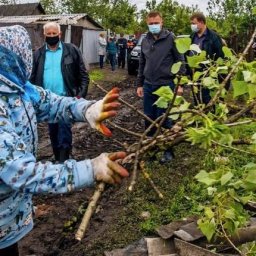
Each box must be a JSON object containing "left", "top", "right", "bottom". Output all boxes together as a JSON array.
[
  {"left": 48, "top": 122, "right": 72, "bottom": 151},
  {"left": 99, "top": 55, "right": 104, "bottom": 68},
  {"left": 143, "top": 81, "right": 175, "bottom": 137},
  {"left": 108, "top": 53, "right": 116, "bottom": 71}
]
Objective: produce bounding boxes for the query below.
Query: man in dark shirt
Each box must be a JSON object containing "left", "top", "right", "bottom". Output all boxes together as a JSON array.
[
  {"left": 189, "top": 12, "right": 224, "bottom": 105},
  {"left": 117, "top": 33, "right": 127, "bottom": 68}
]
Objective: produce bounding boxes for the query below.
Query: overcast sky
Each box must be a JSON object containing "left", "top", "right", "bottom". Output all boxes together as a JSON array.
[{"left": 130, "top": 0, "right": 209, "bottom": 13}]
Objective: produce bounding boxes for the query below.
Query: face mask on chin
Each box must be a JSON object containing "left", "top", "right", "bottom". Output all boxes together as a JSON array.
[
  {"left": 148, "top": 24, "right": 161, "bottom": 35},
  {"left": 45, "top": 35, "right": 60, "bottom": 46},
  {"left": 191, "top": 24, "right": 199, "bottom": 33}
]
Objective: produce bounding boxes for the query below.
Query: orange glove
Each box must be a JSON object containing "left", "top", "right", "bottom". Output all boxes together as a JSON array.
[
  {"left": 91, "top": 152, "right": 129, "bottom": 184},
  {"left": 85, "top": 87, "right": 120, "bottom": 136}
]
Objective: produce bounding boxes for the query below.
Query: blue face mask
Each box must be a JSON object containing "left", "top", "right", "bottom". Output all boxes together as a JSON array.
[
  {"left": 148, "top": 24, "right": 161, "bottom": 34},
  {"left": 191, "top": 24, "right": 199, "bottom": 33}
]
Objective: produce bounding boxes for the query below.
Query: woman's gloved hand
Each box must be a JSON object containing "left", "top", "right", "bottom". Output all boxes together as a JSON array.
[
  {"left": 85, "top": 87, "right": 120, "bottom": 136},
  {"left": 91, "top": 152, "right": 129, "bottom": 184}
]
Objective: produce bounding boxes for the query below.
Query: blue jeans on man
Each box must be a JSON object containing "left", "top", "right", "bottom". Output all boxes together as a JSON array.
[
  {"left": 48, "top": 122, "right": 72, "bottom": 162},
  {"left": 143, "top": 81, "right": 175, "bottom": 162},
  {"left": 143, "top": 82, "right": 174, "bottom": 136}
]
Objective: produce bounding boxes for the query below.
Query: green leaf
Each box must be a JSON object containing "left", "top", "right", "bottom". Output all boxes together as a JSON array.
[
  {"left": 171, "top": 61, "right": 182, "bottom": 74},
  {"left": 154, "top": 97, "right": 168, "bottom": 108},
  {"left": 198, "top": 220, "right": 216, "bottom": 241},
  {"left": 202, "top": 77, "right": 218, "bottom": 89},
  {"left": 195, "top": 170, "right": 216, "bottom": 186},
  {"left": 223, "top": 220, "right": 236, "bottom": 234},
  {"left": 207, "top": 187, "right": 217, "bottom": 196},
  {"left": 216, "top": 57, "right": 224, "bottom": 65},
  {"left": 245, "top": 169, "right": 256, "bottom": 184},
  {"left": 175, "top": 37, "right": 192, "bottom": 54},
  {"left": 223, "top": 46, "right": 233, "bottom": 58},
  {"left": 243, "top": 71, "right": 252, "bottom": 82},
  {"left": 216, "top": 66, "right": 228, "bottom": 74},
  {"left": 205, "top": 207, "right": 214, "bottom": 219},
  {"left": 180, "top": 76, "right": 189, "bottom": 85},
  {"left": 247, "top": 84, "right": 256, "bottom": 99},
  {"left": 252, "top": 133, "right": 256, "bottom": 144},
  {"left": 153, "top": 86, "right": 174, "bottom": 99},
  {"left": 219, "top": 134, "right": 233, "bottom": 146},
  {"left": 232, "top": 80, "right": 248, "bottom": 97},
  {"left": 190, "top": 43, "right": 201, "bottom": 53},
  {"left": 169, "top": 107, "right": 179, "bottom": 120},
  {"left": 193, "top": 71, "right": 203, "bottom": 82},
  {"left": 251, "top": 74, "right": 256, "bottom": 84},
  {"left": 221, "top": 171, "right": 233, "bottom": 185},
  {"left": 187, "top": 51, "right": 207, "bottom": 68},
  {"left": 224, "top": 208, "right": 236, "bottom": 220},
  {"left": 239, "top": 194, "right": 254, "bottom": 204}
]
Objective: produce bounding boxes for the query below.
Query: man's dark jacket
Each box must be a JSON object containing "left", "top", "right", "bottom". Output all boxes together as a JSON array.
[
  {"left": 190, "top": 28, "right": 224, "bottom": 60},
  {"left": 117, "top": 37, "right": 127, "bottom": 55},
  {"left": 30, "top": 42, "right": 89, "bottom": 98},
  {"left": 137, "top": 29, "right": 185, "bottom": 86}
]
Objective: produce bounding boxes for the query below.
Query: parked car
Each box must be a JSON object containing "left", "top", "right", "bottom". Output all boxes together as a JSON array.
[{"left": 127, "top": 33, "right": 189, "bottom": 76}]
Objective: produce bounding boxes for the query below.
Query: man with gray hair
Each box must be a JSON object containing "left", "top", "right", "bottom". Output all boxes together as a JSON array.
[{"left": 30, "top": 22, "right": 90, "bottom": 162}]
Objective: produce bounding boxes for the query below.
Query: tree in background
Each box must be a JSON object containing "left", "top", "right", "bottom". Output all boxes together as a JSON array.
[{"left": 207, "top": 0, "right": 256, "bottom": 60}]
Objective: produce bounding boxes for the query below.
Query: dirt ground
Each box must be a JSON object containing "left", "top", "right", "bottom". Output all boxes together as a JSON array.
[{"left": 19, "top": 65, "right": 203, "bottom": 256}]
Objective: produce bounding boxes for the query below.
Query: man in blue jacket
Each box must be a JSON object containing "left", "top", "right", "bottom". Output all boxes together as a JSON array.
[
  {"left": 136, "top": 11, "right": 184, "bottom": 163},
  {"left": 30, "top": 22, "right": 90, "bottom": 163}
]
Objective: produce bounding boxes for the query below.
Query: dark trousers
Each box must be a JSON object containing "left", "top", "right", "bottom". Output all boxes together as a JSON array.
[
  {"left": 143, "top": 82, "right": 174, "bottom": 137},
  {"left": 99, "top": 55, "right": 104, "bottom": 68},
  {"left": 48, "top": 122, "right": 72, "bottom": 151},
  {"left": 194, "top": 87, "right": 211, "bottom": 105},
  {"left": 108, "top": 53, "right": 116, "bottom": 71},
  {"left": 0, "top": 243, "right": 19, "bottom": 256},
  {"left": 118, "top": 52, "right": 126, "bottom": 68}
]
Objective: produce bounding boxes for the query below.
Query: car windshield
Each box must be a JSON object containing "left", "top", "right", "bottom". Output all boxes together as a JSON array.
[{"left": 137, "top": 34, "right": 146, "bottom": 46}]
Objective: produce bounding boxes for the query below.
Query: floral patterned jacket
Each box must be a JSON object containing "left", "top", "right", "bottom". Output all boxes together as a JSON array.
[{"left": 0, "top": 25, "right": 95, "bottom": 248}]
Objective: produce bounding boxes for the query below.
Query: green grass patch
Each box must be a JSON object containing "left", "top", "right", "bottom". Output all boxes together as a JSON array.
[{"left": 89, "top": 69, "right": 104, "bottom": 82}]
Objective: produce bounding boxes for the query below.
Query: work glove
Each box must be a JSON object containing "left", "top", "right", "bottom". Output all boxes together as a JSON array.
[
  {"left": 91, "top": 152, "right": 129, "bottom": 184},
  {"left": 85, "top": 87, "right": 120, "bottom": 137}
]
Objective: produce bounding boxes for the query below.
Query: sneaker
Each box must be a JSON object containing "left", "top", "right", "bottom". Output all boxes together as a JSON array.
[{"left": 159, "top": 149, "right": 175, "bottom": 164}]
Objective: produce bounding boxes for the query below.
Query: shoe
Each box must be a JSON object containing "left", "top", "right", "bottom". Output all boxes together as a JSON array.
[{"left": 159, "top": 149, "right": 175, "bottom": 164}]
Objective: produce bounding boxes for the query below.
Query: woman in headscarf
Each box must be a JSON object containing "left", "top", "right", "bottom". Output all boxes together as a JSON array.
[{"left": 0, "top": 25, "right": 128, "bottom": 255}]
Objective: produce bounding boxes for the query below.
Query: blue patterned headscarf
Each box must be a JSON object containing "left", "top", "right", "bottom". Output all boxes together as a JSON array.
[{"left": 0, "top": 25, "right": 40, "bottom": 103}]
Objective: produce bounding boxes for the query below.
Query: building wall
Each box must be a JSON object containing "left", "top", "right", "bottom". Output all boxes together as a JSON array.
[{"left": 82, "top": 29, "right": 105, "bottom": 66}]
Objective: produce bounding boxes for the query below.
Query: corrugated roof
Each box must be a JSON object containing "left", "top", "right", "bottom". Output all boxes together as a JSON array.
[
  {"left": 0, "top": 13, "right": 103, "bottom": 28},
  {"left": 0, "top": 3, "right": 45, "bottom": 16}
]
